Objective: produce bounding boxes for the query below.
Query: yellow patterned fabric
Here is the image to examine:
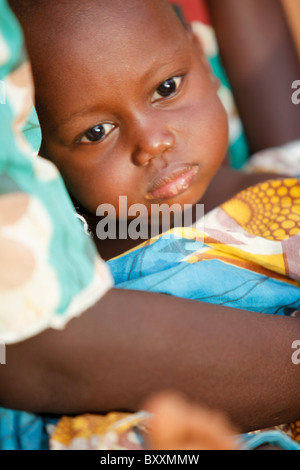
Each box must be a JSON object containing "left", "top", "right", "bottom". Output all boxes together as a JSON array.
[
  {"left": 50, "top": 412, "right": 150, "bottom": 450},
  {"left": 222, "top": 179, "right": 300, "bottom": 241},
  {"left": 191, "top": 178, "right": 300, "bottom": 283},
  {"left": 290, "top": 421, "right": 300, "bottom": 442}
]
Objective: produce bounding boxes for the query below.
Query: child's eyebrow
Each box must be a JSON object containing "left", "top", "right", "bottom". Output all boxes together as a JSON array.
[
  {"left": 139, "top": 46, "right": 189, "bottom": 83},
  {"left": 53, "top": 104, "right": 102, "bottom": 131}
]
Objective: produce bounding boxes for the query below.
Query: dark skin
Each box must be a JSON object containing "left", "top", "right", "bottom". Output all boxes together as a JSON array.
[
  {"left": 206, "top": 0, "right": 300, "bottom": 154},
  {"left": 3, "top": 0, "right": 300, "bottom": 436},
  {"left": 2, "top": 288, "right": 300, "bottom": 433}
]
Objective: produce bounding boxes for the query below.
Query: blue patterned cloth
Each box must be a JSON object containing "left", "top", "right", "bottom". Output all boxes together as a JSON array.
[
  {"left": 108, "top": 231, "right": 300, "bottom": 316},
  {"left": 0, "top": 409, "right": 58, "bottom": 450}
]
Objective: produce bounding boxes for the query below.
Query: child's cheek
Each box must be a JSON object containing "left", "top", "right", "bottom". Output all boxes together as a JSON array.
[{"left": 179, "top": 90, "right": 228, "bottom": 155}]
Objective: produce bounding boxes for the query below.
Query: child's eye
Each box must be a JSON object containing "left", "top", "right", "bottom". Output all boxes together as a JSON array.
[
  {"left": 152, "top": 76, "right": 183, "bottom": 101},
  {"left": 80, "top": 123, "right": 115, "bottom": 144}
]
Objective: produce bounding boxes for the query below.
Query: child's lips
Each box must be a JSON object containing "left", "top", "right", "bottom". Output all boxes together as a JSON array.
[{"left": 145, "top": 164, "right": 199, "bottom": 201}]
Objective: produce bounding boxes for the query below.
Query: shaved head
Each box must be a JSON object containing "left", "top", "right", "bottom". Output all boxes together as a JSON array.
[
  {"left": 9, "top": 0, "right": 186, "bottom": 91},
  {"left": 9, "top": 0, "right": 188, "bottom": 117},
  {"left": 9, "top": 0, "right": 182, "bottom": 39}
]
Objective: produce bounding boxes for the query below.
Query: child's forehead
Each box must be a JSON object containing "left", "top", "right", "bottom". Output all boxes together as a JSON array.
[
  {"left": 30, "top": 0, "right": 184, "bottom": 39},
  {"left": 73, "top": 1, "right": 185, "bottom": 49},
  {"left": 25, "top": 0, "right": 192, "bottom": 124},
  {"left": 32, "top": 0, "right": 189, "bottom": 84},
  {"left": 82, "top": 1, "right": 183, "bottom": 49}
]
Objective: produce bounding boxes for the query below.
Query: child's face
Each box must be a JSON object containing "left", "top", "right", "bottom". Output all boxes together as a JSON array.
[{"left": 32, "top": 0, "right": 228, "bottom": 216}]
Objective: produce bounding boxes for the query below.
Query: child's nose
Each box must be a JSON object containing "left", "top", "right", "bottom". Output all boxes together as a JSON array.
[{"left": 131, "top": 118, "right": 176, "bottom": 167}]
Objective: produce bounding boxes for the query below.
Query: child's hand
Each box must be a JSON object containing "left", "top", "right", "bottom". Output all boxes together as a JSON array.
[{"left": 143, "top": 391, "right": 239, "bottom": 450}]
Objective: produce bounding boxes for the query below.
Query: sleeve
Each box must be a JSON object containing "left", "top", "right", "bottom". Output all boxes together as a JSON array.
[
  {"left": 243, "top": 140, "right": 300, "bottom": 177},
  {"left": 0, "top": 0, "right": 114, "bottom": 344}
]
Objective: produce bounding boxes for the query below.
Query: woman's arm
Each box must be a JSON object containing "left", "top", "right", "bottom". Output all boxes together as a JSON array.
[
  {"left": 206, "top": 0, "right": 300, "bottom": 153},
  {"left": 1, "top": 287, "right": 300, "bottom": 433}
]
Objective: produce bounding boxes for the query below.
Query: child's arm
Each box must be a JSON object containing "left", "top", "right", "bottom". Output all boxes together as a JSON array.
[
  {"left": 1, "top": 287, "right": 300, "bottom": 433},
  {"left": 206, "top": 0, "right": 300, "bottom": 153}
]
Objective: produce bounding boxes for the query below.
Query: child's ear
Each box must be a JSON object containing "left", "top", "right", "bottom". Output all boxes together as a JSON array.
[{"left": 187, "top": 24, "right": 220, "bottom": 90}]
